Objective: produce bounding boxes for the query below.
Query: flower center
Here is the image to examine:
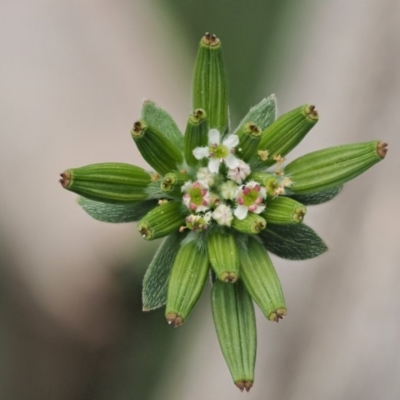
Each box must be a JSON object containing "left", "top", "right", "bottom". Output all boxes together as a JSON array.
[
  {"left": 189, "top": 187, "right": 207, "bottom": 206},
  {"left": 241, "top": 186, "right": 261, "bottom": 207},
  {"left": 210, "top": 144, "right": 229, "bottom": 159}
]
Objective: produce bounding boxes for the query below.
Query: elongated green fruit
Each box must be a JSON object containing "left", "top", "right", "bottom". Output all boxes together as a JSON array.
[
  {"left": 160, "top": 171, "right": 189, "bottom": 198},
  {"left": 212, "top": 280, "right": 256, "bottom": 392},
  {"left": 262, "top": 196, "right": 306, "bottom": 224},
  {"left": 232, "top": 213, "right": 266, "bottom": 234},
  {"left": 248, "top": 171, "right": 280, "bottom": 196},
  {"left": 131, "top": 120, "right": 183, "bottom": 175},
  {"left": 193, "top": 33, "right": 229, "bottom": 133},
  {"left": 184, "top": 109, "right": 209, "bottom": 167},
  {"left": 165, "top": 241, "right": 209, "bottom": 327},
  {"left": 236, "top": 122, "right": 261, "bottom": 162},
  {"left": 137, "top": 201, "right": 187, "bottom": 240},
  {"left": 284, "top": 141, "right": 388, "bottom": 194},
  {"left": 60, "top": 163, "right": 151, "bottom": 204},
  {"left": 238, "top": 237, "right": 286, "bottom": 321},
  {"left": 207, "top": 231, "right": 239, "bottom": 282},
  {"left": 257, "top": 104, "right": 318, "bottom": 166}
]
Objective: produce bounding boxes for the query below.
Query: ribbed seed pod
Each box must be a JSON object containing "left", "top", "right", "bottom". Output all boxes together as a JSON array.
[
  {"left": 236, "top": 122, "right": 261, "bottom": 162},
  {"left": 207, "top": 230, "right": 239, "bottom": 282},
  {"left": 160, "top": 171, "right": 189, "bottom": 198},
  {"left": 184, "top": 109, "right": 209, "bottom": 167},
  {"left": 263, "top": 196, "right": 306, "bottom": 224},
  {"left": 238, "top": 237, "right": 286, "bottom": 322},
  {"left": 192, "top": 32, "right": 229, "bottom": 133},
  {"left": 212, "top": 280, "right": 256, "bottom": 392},
  {"left": 248, "top": 172, "right": 280, "bottom": 196},
  {"left": 258, "top": 104, "right": 319, "bottom": 166},
  {"left": 284, "top": 141, "right": 388, "bottom": 194},
  {"left": 60, "top": 163, "right": 151, "bottom": 204},
  {"left": 165, "top": 241, "right": 209, "bottom": 327},
  {"left": 232, "top": 213, "right": 266, "bottom": 234},
  {"left": 137, "top": 201, "right": 187, "bottom": 240},
  {"left": 131, "top": 120, "right": 183, "bottom": 175}
]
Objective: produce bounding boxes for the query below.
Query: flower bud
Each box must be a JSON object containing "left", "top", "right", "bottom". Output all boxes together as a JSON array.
[
  {"left": 248, "top": 171, "right": 280, "bottom": 196},
  {"left": 160, "top": 171, "right": 189, "bottom": 198},
  {"left": 207, "top": 230, "right": 239, "bottom": 282},
  {"left": 212, "top": 280, "right": 256, "bottom": 391},
  {"left": 184, "top": 109, "right": 209, "bottom": 167},
  {"left": 131, "top": 120, "right": 183, "bottom": 175},
  {"left": 232, "top": 213, "right": 266, "bottom": 234},
  {"left": 262, "top": 196, "right": 307, "bottom": 224},
  {"left": 284, "top": 141, "right": 388, "bottom": 194},
  {"left": 236, "top": 122, "right": 261, "bottom": 162},
  {"left": 165, "top": 241, "right": 209, "bottom": 327},
  {"left": 60, "top": 163, "right": 151, "bottom": 204},
  {"left": 137, "top": 201, "right": 187, "bottom": 240},
  {"left": 238, "top": 237, "right": 286, "bottom": 322},
  {"left": 258, "top": 104, "right": 319, "bottom": 166},
  {"left": 192, "top": 33, "right": 229, "bottom": 133}
]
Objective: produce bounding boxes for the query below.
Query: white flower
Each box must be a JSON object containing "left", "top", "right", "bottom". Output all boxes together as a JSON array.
[
  {"left": 234, "top": 180, "right": 266, "bottom": 220},
  {"left": 193, "top": 129, "right": 240, "bottom": 173},
  {"left": 196, "top": 167, "right": 216, "bottom": 186},
  {"left": 212, "top": 204, "right": 233, "bottom": 227},
  {"left": 227, "top": 159, "right": 251, "bottom": 184},
  {"left": 220, "top": 180, "right": 238, "bottom": 200},
  {"left": 181, "top": 180, "right": 211, "bottom": 212}
]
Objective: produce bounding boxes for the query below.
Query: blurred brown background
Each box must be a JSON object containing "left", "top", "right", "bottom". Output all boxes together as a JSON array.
[{"left": 0, "top": 1, "right": 399, "bottom": 399}]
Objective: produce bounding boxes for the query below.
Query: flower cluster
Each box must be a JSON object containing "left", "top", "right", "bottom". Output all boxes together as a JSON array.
[{"left": 60, "top": 33, "right": 387, "bottom": 391}]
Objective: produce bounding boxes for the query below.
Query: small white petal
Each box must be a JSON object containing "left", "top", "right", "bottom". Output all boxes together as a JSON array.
[
  {"left": 193, "top": 146, "right": 209, "bottom": 160},
  {"left": 223, "top": 134, "right": 239, "bottom": 149},
  {"left": 234, "top": 205, "right": 248, "bottom": 220},
  {"left": 208, "top": 129, "right": 221, "bottom": 145},
  {"left": 224, "top": 153, "right": 240, "bottom": 169},
  {"left": 208, "top": 158, "right": 220, "bottom": 173},
  {"left": 254, "top": 205, "right": 266, "bottom": 214},
  {"left": 181, "top": 180, "right": 193, "bottom": 192}
]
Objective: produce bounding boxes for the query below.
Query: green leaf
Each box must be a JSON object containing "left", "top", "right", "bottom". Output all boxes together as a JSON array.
[
  {"left": 77, "top": 197, "right": 157, "bottom": 223},
  {"left": 234, "top": 95, "right": 276, "bottom": 133},
  {"left": 288, "top": 185, "right": 343, "bottom": 205},
  {"left": 141, "top": 100, "right": 183, "bottom": 151},
  {"left": 142, "top": 231, "right": 186, "bottom": 311},
  {"left": 259, "top": 223, "right": 327, "bottom": 260}
]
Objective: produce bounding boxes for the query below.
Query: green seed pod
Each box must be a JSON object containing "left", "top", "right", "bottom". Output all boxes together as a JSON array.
[
  {"left": 257, "top": 104, "right": 319, "bottom": 166},
  {"left": 212, "top": 280, "right": 256, "bottom": 392},
  {"left": 284, "top": 141, "right": 388, "bottom": 194},
  {"left": 236, "top": 122, "right": 261, "bottom": 162},
  {"left": 207, "top": 230, "right": 239, "bottom": 282},
  {"left": 131, "top": 120, "right": 183, "bottom": 175},
  {"left": 184, "top": 109, "right": 209, "bottom": 167},
  {"left": 232, "top": 213, "right": 266, "bottom": 234},
  {"left": 192, "top": 32, "right": 229, "bottom": 133},
  {"left": 60, "top": 163, "right": 151, "bottom": 204},
  {"left": 238, "top": 237, "right": 286, "bottom": 322},
  {"left": 160, "top": 171, "right": 189, "bottom": 198},
  {"left": 165, "top": 241, "right": 209, "bottom": 327},
  {"left": 248, "top": 172, "right": 280, "bottom": 196},
  {"left": 262, "top": 196, "right": 307, "bottom": 224},
  {"left": 137, "top": 201, "right": 187, "bottom": 240}
]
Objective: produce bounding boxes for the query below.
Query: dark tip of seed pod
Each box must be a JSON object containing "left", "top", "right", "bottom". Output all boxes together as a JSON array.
[
  {"left": 235, "top": 381, "right": 245, "bottom": 392},
  {"left": 246, "top": 122, "right": 261, "bottom": 137},
  {"left": 270, "top": 308, "right": 287, "bottom": 322},
  {"left": 305, "top": 104, "right": 319, "bottom": 120},
  {"left": 59, "top": 171, "right": 71, "bottom": 188},
  {"left": 202, "top": 32, "right": 220, "bottom": 47},
  {"left": 244, "top": 381, "right": 253, "bottom": 392},
  {"left": 377, "top": 142, "right": 388, "bottom": 158},
  {"left": 166, "top": 313, "right": 183, "bottom": 327},
  {"left": 221, "top": 272, "right": 238, "bottom": 283},
  {"left": 131, "top": 120, "right": 146, "bottom": 137},
  {"left": 138, "top": 223, "right": 152, "bottom": 240}
]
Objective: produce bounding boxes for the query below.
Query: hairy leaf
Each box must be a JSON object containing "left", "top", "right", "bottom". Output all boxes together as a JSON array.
[
  {"left": 288, "top": 185, "right": 343, "bottom": 205},
  {"left": 259, "top": 223, "right": 327, "bottom": 260}
]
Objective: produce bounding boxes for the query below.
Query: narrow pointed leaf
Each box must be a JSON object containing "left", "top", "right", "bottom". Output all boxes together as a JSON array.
[
  {"left": 259, "top": 223, "right": 328, "bottom": 260},
  {"left": 142, "top": 231, "right": 186, "bottom": 311},
  {"left": 77, "top": 197, "right": 158, "bottom": 223},
  {"left": 141, "top": 100, "right": 183, "bottom": 151},
  {"left": 288, "top": 185, "right": 343, "bottom": 205},
  {"left": 234, "top": 94, "right": 277, "bottom": 133}
]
